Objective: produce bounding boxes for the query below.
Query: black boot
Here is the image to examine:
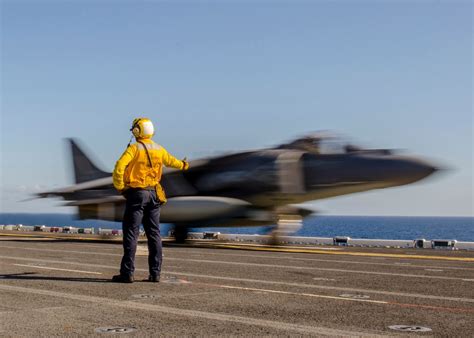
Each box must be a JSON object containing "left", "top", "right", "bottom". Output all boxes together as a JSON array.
[
  {"left": 147, "top": 275, "right": 160, "bottom": 283},
  {"left": 111, "top": 274, "right": 134, "bottom": 283}
]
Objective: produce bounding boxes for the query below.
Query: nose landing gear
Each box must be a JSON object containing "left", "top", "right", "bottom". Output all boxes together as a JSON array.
[
  {"left": 171, "top": 224, "right": 189, "bottom": 243},
  {"left": 269, "top": 214, "right": 303, "bottom": 245}
]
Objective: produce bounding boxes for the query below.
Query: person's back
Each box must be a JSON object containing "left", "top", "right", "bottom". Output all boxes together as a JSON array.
[
  {"left": 114, "top": 136, "right": 186, "bottom": 203},
  {"left": 111, "top": 117, "right": 189, "bottom": 283}
]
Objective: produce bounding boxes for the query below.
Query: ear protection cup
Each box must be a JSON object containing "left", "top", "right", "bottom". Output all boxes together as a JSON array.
[
  {"left": 132, "top": 126, "right": 140, "bottom": 137},
  {"left": 130, "top": 118, "right": 142, "bottom": 138}
]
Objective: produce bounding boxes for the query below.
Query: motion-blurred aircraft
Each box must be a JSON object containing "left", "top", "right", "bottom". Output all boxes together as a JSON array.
[{"left": 38, "top": 134, "right": 438, "bottom": 242}]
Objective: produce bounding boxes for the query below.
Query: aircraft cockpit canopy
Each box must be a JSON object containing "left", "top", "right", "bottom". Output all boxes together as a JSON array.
[{"left": 280, "top": 133, "right": 369, "bottom": 155}]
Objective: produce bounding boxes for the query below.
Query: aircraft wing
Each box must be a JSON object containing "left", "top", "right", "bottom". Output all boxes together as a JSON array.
[{"left": 37, "top": 177, "right": 114, "bottom": 198}]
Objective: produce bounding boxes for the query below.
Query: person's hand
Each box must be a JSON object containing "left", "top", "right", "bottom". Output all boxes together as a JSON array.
[{"left": 182, "top": 158, "right": 190, "bottom": 171}]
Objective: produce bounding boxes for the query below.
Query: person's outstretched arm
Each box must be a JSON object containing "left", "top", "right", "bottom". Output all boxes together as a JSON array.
[{"left": 162, "top": 147, "right": 189, "bottom": 170}]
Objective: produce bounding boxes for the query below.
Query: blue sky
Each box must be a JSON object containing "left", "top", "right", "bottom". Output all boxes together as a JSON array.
[{"left": 1, "top": 1, "right": 472, "bottom": 216}]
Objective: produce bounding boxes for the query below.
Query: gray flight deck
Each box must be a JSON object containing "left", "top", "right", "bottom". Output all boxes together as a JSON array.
[{"left": 0, "top": 235, "right": 473, "bottom": 337}]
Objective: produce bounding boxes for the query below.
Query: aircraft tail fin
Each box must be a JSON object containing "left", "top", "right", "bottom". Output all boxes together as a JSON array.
[{"left": 69, "top": 138, "right": 111, "bottom": 183}]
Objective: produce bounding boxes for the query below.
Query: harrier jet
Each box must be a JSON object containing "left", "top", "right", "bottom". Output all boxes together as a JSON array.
[{"left": 38, "top": 134, "right": 437, "bottom": 242}]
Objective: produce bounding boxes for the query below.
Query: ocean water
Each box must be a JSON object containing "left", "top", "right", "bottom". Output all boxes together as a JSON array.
[{"left": 1, "top": 213, "right": 473, "bottom": 241}]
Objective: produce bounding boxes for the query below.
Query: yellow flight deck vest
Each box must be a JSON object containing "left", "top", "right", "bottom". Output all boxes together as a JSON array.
[{"left": 113, "top": 139, "right": 185, "bottom": 203}]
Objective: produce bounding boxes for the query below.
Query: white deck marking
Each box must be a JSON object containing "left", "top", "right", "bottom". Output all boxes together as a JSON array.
[
  {"left": 1, "top": 255, "right": 473, "bottom": 304},
  {"left": 209, "top": 285, "right": 473, "bottom": 313},
  {"left": 3, "top": 244, "right": 474, "bottom": 271},
  {"left": 168, "top": 271, "right": 474, "bottom": 303},
  {"left": 166, "top": 258, "right": 472, "bottom": 281},
  {"left": 0, "top": 284, "right": 382, "bottom": 337},
  {"left": 13, "top": 264, "right": 102, "bottom": 275},
  {"left": 1, "top": 245, "right": 472, "bottom": 280},
  {"left": 313, "top": 277, "right": 337, "bottom": 281},
  {"left": 211, "top": 284, "right": 388, "bottom": 304},
  {"left": 167, "top": 249, "right": 474, "bottom": 271}
]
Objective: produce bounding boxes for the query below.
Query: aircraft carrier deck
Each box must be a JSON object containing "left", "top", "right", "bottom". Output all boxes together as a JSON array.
[{"left": 1, "top": 234, "right": 473, "bottom": 337}]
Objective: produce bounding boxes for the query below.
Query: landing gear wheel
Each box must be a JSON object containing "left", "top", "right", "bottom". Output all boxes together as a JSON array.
[
  {"left": 269, "top": 214, "right": 303, "bottom": 245},
  {"left": 173, "top": 225, "right": 189, "bottom": 243}
]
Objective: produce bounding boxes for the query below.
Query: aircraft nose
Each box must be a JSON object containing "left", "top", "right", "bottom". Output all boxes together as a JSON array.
[
  {"left": 301, "top": 153, "right": 440, "bottom": 191},
  {"left": 384, "top": 157, "right": 438, "bottom": 186}
]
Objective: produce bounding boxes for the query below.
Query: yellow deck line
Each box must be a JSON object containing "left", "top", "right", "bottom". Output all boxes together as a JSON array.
[
  {"left": 2, "top": 232, "right": 473, "bottom": 262},
  {"left": 207, "top": 243, "right": 474, "bottom": 262},
  {"left": 0, "top": 232, "right": 122, "bottom": 242}
]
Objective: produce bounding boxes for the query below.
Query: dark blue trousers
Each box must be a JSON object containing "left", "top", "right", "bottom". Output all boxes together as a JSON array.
[{"left": 120, "top": 188, "right": 162, "bottom": 278}]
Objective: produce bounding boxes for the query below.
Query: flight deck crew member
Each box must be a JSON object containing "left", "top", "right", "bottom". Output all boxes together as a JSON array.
[{"left": 112, "top": 117, "right": 189, "bottom": 283}]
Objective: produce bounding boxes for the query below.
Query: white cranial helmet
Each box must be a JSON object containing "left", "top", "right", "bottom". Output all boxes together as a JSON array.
[{"left": 131, "top": 117, "right": 155, "bottom": 139}]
